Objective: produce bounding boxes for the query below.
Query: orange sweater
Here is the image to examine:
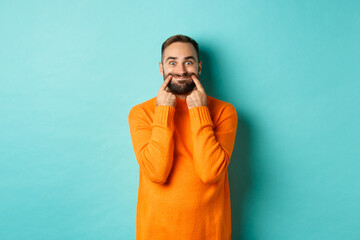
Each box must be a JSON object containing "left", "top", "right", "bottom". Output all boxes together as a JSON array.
[{"left": 128, "top": 95, "right": 238, "bottom": 240}]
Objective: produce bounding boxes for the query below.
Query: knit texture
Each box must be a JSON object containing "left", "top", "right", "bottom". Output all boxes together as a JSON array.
[{"left": 128, "top": 95, "right": 238, "bottom": 240}]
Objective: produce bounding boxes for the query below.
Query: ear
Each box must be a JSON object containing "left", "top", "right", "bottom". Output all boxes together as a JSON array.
[
  {"left": 198, "top": 61, "right": 202, "bottom": 75},
  {"left": 159, "top": 62, "right": 163, "bottom": 76}
]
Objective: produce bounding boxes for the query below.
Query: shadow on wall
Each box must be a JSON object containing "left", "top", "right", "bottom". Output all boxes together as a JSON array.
[{"left": 200, "top": 47, "right": 254, "bottom": 240}]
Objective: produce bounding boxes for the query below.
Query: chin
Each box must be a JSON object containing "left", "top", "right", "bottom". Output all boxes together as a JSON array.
[{"left": 168, "top": 82, "right": 196, "bottom": 95}]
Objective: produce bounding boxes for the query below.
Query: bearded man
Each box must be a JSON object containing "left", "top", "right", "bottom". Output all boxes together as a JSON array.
[{"left": 128, "top": 34, "right": 238, "bottom": 240}]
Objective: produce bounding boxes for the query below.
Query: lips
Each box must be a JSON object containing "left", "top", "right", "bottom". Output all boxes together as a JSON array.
[{"left": 172, "top": 77, "right": 191, "bottom": 81}]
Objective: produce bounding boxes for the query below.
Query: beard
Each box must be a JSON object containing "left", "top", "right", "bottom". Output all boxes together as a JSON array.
[{"left": 163, "top": 71, "right": 199, "bottom": 95}]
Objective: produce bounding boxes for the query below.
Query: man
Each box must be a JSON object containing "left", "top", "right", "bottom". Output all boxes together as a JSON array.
[{"left": 128, "top": 34, "right": 238, "bottom": 240}]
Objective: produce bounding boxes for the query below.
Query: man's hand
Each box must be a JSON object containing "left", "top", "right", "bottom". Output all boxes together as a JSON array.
[
  {"left": 156, "top": 75, "right": 176, "bottom": 107},
  {"left": 186, "top": 74, "right": 207, "bottom": 109}
]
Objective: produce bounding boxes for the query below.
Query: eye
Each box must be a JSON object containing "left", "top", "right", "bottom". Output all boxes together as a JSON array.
[
  {"left": 169, "top": 62, "right": 176, "bottom": 66},
  {"left": 185, "top": 61, "right": 192, "bottom": 65}
]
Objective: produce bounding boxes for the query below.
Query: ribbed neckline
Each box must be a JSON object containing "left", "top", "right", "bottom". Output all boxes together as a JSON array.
[{"left": 152, "top": 96, "right": 188, "bottom": 111}]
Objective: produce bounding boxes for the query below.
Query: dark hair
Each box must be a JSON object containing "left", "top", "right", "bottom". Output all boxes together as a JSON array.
[{"left": 161, "top": 34, "right": 200, "bottom": 63}]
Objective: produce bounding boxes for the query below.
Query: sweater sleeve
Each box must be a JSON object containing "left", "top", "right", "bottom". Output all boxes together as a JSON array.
[
  {"left": 189, "top": 104, "right": 238, "bottom": 184},
  {"left": 128, "top": 105, "right": 175, "bottom": 184}
]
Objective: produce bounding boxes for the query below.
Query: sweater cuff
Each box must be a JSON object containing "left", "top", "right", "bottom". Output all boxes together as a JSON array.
[
  {"left": 153, "top": 105, "right": 175, "bottom": 128},
  {"left": 189, "top": 106, "right": 213, "bottom": 130}
]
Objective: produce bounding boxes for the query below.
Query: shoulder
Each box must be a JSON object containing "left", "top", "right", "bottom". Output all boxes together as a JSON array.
[
  {"left": 206, "top": 95, "right": 237, "bottom": 126},
  {"left": 128, "top": 97, "right": 156, "bottom": 119},
  {"left": 207, "top": 95, "right": 237, "bottom": 115}
]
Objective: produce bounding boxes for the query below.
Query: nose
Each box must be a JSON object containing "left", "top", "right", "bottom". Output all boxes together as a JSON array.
[{"left": 176, "top": 63, "right": 186, "bottom": 75}]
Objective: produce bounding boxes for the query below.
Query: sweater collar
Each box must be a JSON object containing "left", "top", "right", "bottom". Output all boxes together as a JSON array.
[{"left": 152, "top": 96, "right": 188, "bottom": 110}]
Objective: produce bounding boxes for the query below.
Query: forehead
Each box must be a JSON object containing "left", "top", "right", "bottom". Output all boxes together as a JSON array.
[{"left": 163, "top": 42, "right": 197, "bottom": 60}]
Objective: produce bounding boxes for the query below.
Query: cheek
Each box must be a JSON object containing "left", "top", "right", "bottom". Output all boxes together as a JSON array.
[
  {"left": 187, "top": 66, "right": 197, "bottom": 72},
  {"left": 165, "top": 66, "right": 175, "bottom": 73}
]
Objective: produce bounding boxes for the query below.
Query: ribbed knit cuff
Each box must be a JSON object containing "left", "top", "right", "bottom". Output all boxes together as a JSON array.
[
  {"left": 189, "top": 106, "right": 213, "bottom": 130},
  {"left": 153, "top": 105, "right": 175, "bottom": 128}
]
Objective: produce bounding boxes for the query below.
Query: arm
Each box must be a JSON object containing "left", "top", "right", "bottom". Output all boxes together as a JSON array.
[
  {"left": 128, "top": 105, "right": 175, "bottom": 184},
  {"left": 189, "top": 104, "right": 238, "bottom": 184}
]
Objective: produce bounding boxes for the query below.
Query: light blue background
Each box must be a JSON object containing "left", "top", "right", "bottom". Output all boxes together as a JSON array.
[{"left": 1, "top": 1, "right": 359, "bottom": 239}]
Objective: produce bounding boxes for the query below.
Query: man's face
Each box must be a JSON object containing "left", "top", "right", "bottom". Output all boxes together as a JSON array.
[{"left": 159, "top": 42, "right": 202, "bottom": 95}]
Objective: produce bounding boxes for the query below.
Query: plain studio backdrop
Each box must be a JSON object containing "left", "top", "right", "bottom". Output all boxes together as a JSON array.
[{"left": 0, "top": 1, "right": 359, "bottom": 239}]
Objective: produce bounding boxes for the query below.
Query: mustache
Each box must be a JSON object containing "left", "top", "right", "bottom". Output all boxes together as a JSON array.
[{"left": 168, "top": 73, "right": 196, "bottom": 78}]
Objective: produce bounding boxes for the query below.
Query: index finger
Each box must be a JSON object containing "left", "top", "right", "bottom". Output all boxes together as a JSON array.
[
  {"left": 160, "top": 75, "right": 172, "bottom": 91},
  {"left": 191, "top": 74, "right": 205, "bottom": 92}
]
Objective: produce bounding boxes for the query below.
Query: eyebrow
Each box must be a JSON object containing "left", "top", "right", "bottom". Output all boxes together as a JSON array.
[{"left": 165, "top": 56, "right": 196, "bottom": 62}]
